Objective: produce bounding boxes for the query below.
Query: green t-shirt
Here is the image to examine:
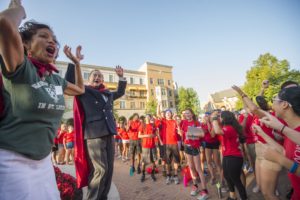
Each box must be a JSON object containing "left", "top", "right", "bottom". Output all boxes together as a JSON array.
[{"left": 0, "top": 57, "right": 67, "bottom": 160}]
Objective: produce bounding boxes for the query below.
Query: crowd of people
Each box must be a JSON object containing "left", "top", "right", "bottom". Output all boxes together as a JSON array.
[{"left": 0, "top": 1, "right": 300, "bottom": 200}]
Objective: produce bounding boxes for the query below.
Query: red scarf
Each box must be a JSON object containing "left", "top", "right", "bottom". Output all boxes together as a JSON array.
[
  {"left": 0, "top": 73, "right": 4, "bottom": 117},
  {"left": 88, "top": 84, "right": 107, "bottom": 92},
  {"left": 28, "top": 57, "right": 59, "bottom": 77}
]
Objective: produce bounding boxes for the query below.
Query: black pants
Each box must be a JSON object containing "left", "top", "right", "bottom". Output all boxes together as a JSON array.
[
  {"left": 222, "top": 156, "right": 247, "bottom": 200},
  {"left": 85, "top": 136, "right": 115, "bottom": 200}
]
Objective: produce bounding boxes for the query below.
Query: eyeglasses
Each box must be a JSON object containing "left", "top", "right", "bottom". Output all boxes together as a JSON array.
[{"left": 271, "top": 97, "right": 292, "bottom": 107}]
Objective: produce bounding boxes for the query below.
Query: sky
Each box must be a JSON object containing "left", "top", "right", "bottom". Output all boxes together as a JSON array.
[{"left": 1, "top": 0, "right": 299, "bottom": 104}]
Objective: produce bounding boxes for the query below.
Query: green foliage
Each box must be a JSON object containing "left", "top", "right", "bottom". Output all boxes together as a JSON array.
[
  {"left": 237, "top": 53, "right": 300, "bottom": 108},
  {"left": 145, "top": 98, "right": 157, "bottom": 116},
  {"left": 177, "top": 87, "right": 200, "bottom": 115}
]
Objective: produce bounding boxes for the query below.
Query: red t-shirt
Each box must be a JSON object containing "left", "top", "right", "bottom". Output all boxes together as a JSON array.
[
  {"left": 160, "top": 119, "right": 179, "bottom": 145},
  {"left": 118, "top": 128, "right": 129, "bottom": 140},
  {"left": 238, "top": 114, "right": 256, "bottom": 144},
  {"left": 180, "top": 120, "right": 201, "bottom": 148},
  {"left": 221, "top": 125, "right": 242, "bottom": 157},
  {"left": 140, "top": 124, "right": 156, "bottom": 148},
  {"left": 202, "top": 123, "right": 219, "bottom": 144},
  {"left": 252, "top": 112, "right": 284, "bottom": 145},
  {"left": 56, "top": 128, "right": 67, "bottom": 144},
  {"left": 64, "top": 131, "right": 75, "bottom": 143},
  {"left": 128, "top": 120, "right": 141, "bottom": 140},
  {"left": 284, "top": 126, "right": 300, "bottom": 200}
]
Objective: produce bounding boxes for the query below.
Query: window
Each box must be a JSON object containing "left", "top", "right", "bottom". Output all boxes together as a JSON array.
[
  {"left": 130, "top": 77, "right": 134, "bottom": 84},
  {"left": 83, "top": 72, "right": 89, "bottom": 80},
  {"left": 161, "top": 88, "right": 166, "bottom": 96},
  {"left": 151, "top": 89, "right": 154, "bottom": 96},
  {"left": 150, "top": 78, "right": 153, "bottom": 84},
  {"left": 120, "top": 101, "right": 126, "bottom": 109},
  {"left": 139, "top": 78, "right": 143, "bottom": 85},
  {"left": 168, "top": 80, "right": 171, "bottom": 86},
  {"left": 169, "top": 101, "right": 173, "bottom": 108},
  {"left": 130, "top": 102, "right": 135, "bottom": 109},
  {"left": 130, "top": 90, "right": 135, "bottom": 96},
  {"left": 162, "top": 100, "right": 167, "bottom": 108},
  {"left": 168, "top": 90, "right": 172, "bottom": 97},
  {"left": 140, "top": 102, "right": 145, "bottom": 109},
  {"left": 157, "top": 79, "right": 164, "bottom": 85},
  {"left": 109, "top": 74, "right": 114, "bottom": 82},
  {"left": 140, "top": 90, "right": 146, "bottom": 97}
]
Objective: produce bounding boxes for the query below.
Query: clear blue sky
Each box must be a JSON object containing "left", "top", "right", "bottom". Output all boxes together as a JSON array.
[{"left": 1, "top": 0, "right": 299, "bottom": 104}]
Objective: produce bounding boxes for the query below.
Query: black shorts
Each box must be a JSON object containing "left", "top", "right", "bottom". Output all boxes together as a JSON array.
[
  {"left": 184, "top": 145, "right": 200, "bottom": 156},
  {"left": 129, "top": 140, "right": 142, "bottom": 155},
  {"left": 165, "top": 144, "right": 180, "bottom": 164},
  {"left": 204, "top": 141, "right": 220, "bottom": 149},
  {"left": 158, "top": 144, "right": 166, "bottom": 160}
]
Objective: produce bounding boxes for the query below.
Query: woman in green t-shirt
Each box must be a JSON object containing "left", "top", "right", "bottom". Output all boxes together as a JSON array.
[{"left": 0, "top": 1, "right": 85, "bottom": 199}]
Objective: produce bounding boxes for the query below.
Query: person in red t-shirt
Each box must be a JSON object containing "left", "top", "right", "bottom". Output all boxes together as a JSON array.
[
  {"left": 138, "top": 114, "right": 158, "bottom": 182},
  {"left": 179, "top": 109, "right": 209, "bottom": 199},
  {"left": 253, "top": 86, "right": 300, "bottom": 200},
  {"left": 114, "top": 121, "right": 123, "bottom": 159},
  {"left": 64, "top": 119, "right": 75, "bottom": 165},
  {"left": 233, "top": 84, "right": 283, "bottom": 199},
  {"left": 127, "top": 113, "right": 142, "bottom": 174},
  {"left": 238, "top": 110, "right": 256, "bottom": 173},
  {"left": 118, "top": 118, "right": 129, "bottom": 161},
  {"left": 159, "top": 109, "right": 181, "bottom": 185},
  {"left": 212, "top": 111, "right": 247, "bottom": 200},
  {"left": 202, "top": 112, "right": 223, "bottom": 186},
  {"left": 56, "top": 122, "right": 68, "bottom": 165}
]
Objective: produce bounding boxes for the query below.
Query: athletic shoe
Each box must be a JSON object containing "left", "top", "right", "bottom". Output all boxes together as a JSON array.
[
  {"left": 203, "top": 170, "right": 209, "bottom": 177},
  {"left": 137, "top": 166, "right": 141, "bottom": 174},
  {"left": 173, "top": 176, "right": 180, "bottom": 184},
  {"left": 151, "top": 173, "right": 156, "bottom": 182},
  {"left": 141, "top": 174, "right": 145, "bottom": 182},
  {"left": 166, "top": 176, "right": 171, "bottom": 185},
  {"left": 129, "top": 166, "right": 135, "bottom": 176},
  {"left": 190, "top": 185, "right": 198, "bottom": 196},
  {"left": 275, "top": 189, "right": 280, "bottom": 197},
  {"left": 252, "top": 184, "right": 260, "bottom": 193},
  {"left": 197, "top": 190, "right": 209, "bottom": 200}
]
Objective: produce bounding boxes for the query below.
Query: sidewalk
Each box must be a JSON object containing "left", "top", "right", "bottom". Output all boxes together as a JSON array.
[{"left": 112, "top": 158, "right": 291, "bottom": 200}]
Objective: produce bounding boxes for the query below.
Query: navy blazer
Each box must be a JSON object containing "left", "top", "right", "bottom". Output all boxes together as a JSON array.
[{"left": 65, "top": 64, "right": 126, "bottom": 139}]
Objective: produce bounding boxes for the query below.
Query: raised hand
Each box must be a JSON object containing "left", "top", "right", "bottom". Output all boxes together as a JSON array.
[
  {"left": 262, "top": 80, "right": 269, "bottom": 89},
  {"left": 259, "top": 110, "right": 283, "bottom": 131},
  {"left": 232, "top": 85, "right": 244, "bottom": 95},
  {"left": 64, "top": 45, "right": 84, "bottom": 65},
  {"left": 8, "top": 0, "right": 26, "bottom": 22},
  {"left": 115, "top": 65, "right": 124, "bottom": 78}
]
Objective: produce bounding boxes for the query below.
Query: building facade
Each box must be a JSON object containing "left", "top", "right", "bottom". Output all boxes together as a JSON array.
[{"left": 55, "top": 61, "right": 176, "bottom": 119}]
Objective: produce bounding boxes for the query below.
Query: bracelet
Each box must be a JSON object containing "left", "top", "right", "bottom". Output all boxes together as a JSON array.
[
  {"left": 289, "top": 162, "right": 299, "bottom": 174},
  {"left": 280, "top": 125, "right": 286, "bottom": 134}
]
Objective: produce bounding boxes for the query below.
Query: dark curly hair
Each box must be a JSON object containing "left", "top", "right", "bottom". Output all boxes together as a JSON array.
[{"left": 19, "top": 21, "right": 60, "bottom": 57}]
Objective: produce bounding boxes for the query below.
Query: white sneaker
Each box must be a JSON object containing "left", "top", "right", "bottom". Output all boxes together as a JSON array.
[
  {"left": 197, "top": 190, "right": 209, "bottom": 200},
  {"left": 173, "top": 176, "right": 180, "bottom": 184},
  {"left": 166, "top": 176, "right": 171, "bottom": 185},
  {"left": 275, "top": 189, "right": 280, "bottom": 196},
  {"left": 252, "top": 185, "right": 260, "bottom": 193},
  {"left": 190, "top": 185, "right": 198, "bottom": 196}
]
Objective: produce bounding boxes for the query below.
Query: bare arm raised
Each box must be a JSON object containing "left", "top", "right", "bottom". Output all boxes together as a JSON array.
[{"left": 0, "top": 0, "right": 26, "bottom": 72}]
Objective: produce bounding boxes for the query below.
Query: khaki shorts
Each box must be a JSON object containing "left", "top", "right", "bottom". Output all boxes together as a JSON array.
[{"left": 255, "top": 143, "right": 282, "bottom": 171}]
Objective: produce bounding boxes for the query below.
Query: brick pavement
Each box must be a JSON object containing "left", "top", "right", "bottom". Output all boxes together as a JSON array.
[{"left": 112, "top": 158, "right": 291, "bottom": 200}]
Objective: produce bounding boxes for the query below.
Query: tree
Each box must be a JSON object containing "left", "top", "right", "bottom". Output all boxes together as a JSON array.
[
  {"left": 177, "top": 87, "right": 200, "bottom": 115},
  {"left": 236, "top": 53, "right": 300, "bottom": 109},
  {"left": 145, "top": 98, "right": 157, "bottom": 116}
]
